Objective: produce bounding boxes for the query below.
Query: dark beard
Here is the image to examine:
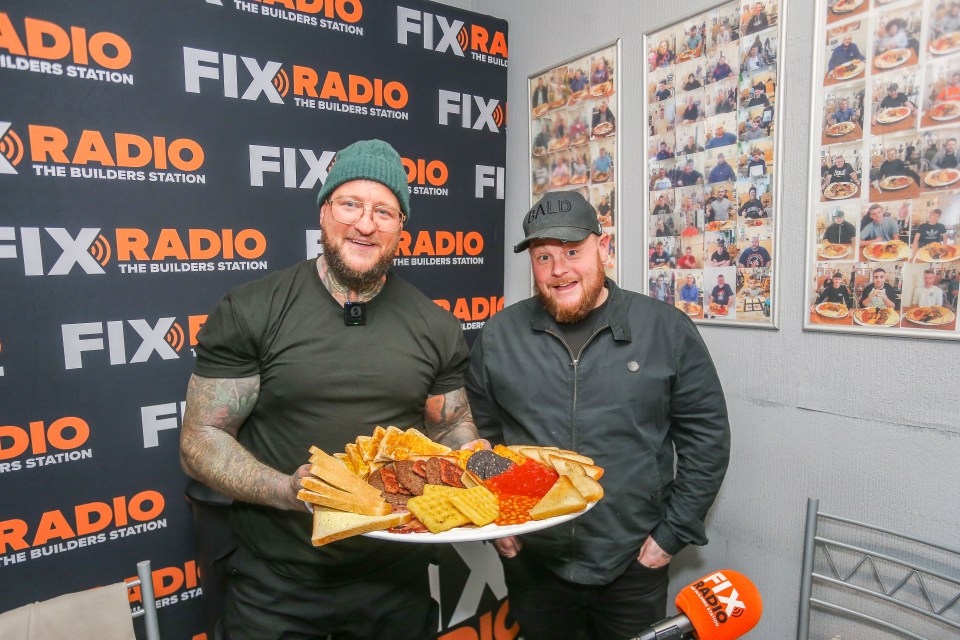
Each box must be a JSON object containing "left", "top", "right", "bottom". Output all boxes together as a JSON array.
[
  {"left": 321, "top": 232, "right": 395, "bottom": 290},
  {"left": 536, "top": 253, "right": 606, "bottom": 323}
]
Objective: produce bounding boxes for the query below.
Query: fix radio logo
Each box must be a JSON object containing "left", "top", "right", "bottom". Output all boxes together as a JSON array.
[
  {"left": 438, "top": 90, "right": 505, "bottom": 133},
  {"left": 433, "top": 293, "right": 503, "bottom": 331},
  {"left": 184, "top": 46, "right": 409, "bottom": 121},
  {"left": 2, "top": 120, "right": 206, "bottom": 183},
  {"left": 0, "top": 490, "right": 168, "bottom": 563},
  {"left": 0, "top": 226, "right": 268, "bottom": 276},
  {"left": 397, "top": 7, "right": 507, "bottom": 66},
  {"left": 251, "top": 143, "right": 448, "bottom": 196},
  {"left": 226, "top": 0, "right": 365, "bottom": 36},
  {"left": 692, "top": 571, "right": 748, "bottom": 624},
  {"left": 0, "top": 11, "right": 135, "bottom": 85},
  {"left": 0, "top": 415, "right": 94, "bottom": 475},
  {"left": 60, "top": 312, "right": 208, "bottom": 371}
]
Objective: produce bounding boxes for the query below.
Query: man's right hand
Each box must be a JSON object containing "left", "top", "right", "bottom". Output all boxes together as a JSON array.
[{"left": 492, "top": 536, "right": 522, "bottom": 558}]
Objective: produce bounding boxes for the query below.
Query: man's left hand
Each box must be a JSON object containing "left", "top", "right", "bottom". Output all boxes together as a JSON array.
[{"left": 638, "top": 535, "right": 673, "bottom": 569}]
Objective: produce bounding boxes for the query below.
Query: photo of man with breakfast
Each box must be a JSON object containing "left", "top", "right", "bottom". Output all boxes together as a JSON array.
[
  {"left": 809, "top": 265, "right": 856, "bottom": 325},
  {"left": 821, "top": 83, "right": 866, "bottom": 144},
  {"left": 871, "top": 8, "right": 921, "bottom": 74},
  {"left": 870, "top": 74, "right": 920, "bottom": 134},
  {"left": 704, "top": 267, "right": 738, "bottom": 318},
  {"left": 824, "top": 26, "right": 868, "bottom": 84}
]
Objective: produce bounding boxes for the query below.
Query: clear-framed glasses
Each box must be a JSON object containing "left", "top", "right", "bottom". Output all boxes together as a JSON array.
[{"left": 328, "top": 197, "right": 405, "bottom": 232}]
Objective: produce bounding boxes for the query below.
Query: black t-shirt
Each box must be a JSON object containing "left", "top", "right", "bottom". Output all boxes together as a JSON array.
[
  {"left": 739, "top": 198, "right": 765, "bottom": 218},
  {"left": 745, "top": 12, "right": 769, "bottom": 35},
  {"left": 557, "top": 293, "right": 610, "bottom": 358},
  {"left": 914, "top": 222, "right": 947, "bottom": 247},
  {"left": 880, "top": 93, "right": 910, "bottom": 109},
  {"left": 827, "top": 163, "right": 856, "bottom": 183},
  {"left": 817, "top": 285, "right": 852, "bottom": 306},
  {"left": 650, "top": 251, "right": 674, "bottom": 267},
  {"left": 822, "top": 221, "right": 856, "bottom": 244},
  {"left": 937, "top": 153, "right": 959, "bottom": 168},
  {"left": 860, "top": 283, "right": 901, "bottom": 310},
  {"left": 710, "top": 249, "right": 731, "bottom": 264},
  {"left": 675, "top": 170, "right": 704, "bottom": 187},
  {"left": 710, "top": 284, "right": 734, "bottom": 305},
  {"left": 194, "top": 260, "right": 468, "bottom": 581}
]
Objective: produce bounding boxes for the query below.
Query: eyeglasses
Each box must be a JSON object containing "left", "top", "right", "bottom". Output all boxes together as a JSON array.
[{"left": 327, "top": 197, "right": 405, "bottom": 232}]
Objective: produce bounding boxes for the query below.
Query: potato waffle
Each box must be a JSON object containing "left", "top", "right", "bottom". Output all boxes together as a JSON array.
[
  {"left": 406, "top": 490, "right": 472, "bottom": 533},
  {"left": 448, "top": 486, "right": 499, "bottom": 527}
]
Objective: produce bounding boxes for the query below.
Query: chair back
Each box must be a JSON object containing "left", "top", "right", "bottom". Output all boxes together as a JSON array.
[
  {"left": 0, "top": 559, "right": 159, "bottom": 640},
  {"left": 798, "top": 498, "right": 960, "bottom": 640}
]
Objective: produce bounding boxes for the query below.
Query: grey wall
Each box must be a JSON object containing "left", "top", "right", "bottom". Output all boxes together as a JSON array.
[{"left": 444, "top": 0, "right": 960, "bottom": 637}]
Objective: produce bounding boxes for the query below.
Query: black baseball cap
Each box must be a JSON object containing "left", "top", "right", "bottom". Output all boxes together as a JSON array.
[{"left": 514, "top": 191, "right": 602, "bottom": 253}]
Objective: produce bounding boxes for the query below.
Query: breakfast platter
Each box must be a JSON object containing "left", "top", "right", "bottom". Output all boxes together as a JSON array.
[{"left": 301, "top": 427, "right": 604, "bottom": 547}]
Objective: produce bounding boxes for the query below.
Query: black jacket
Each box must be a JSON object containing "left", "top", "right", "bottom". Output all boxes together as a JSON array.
[{"left": 466, "top": 280, "right": 730, "bottom": 584}]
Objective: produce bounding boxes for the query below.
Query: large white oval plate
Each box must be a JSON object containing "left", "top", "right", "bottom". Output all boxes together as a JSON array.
[{"left": 364, "top": 500, "right": 597, "bottom": 544}]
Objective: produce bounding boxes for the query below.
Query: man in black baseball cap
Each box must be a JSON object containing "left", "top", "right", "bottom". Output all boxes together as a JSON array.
[
  {"left": 514, "top": 190, "right": 602, "bottom": 253},
  {"left": 466, "top": 190, "right": 730, "bottom": 639}
]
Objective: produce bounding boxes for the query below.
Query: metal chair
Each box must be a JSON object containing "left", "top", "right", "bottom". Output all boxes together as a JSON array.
[
  {"left": 132, "top": 560, "right": 161, "bottom": 640},
  {"left": 797, "top": 498, "right": 960, "bottom": 639},
  {"left": 0, "top": 559, "right": 159, "bottom": 640}
]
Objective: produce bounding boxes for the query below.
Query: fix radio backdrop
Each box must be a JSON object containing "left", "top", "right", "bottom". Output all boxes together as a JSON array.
[{"left": 0, "top": 1, "right": 507, "bottom": 638}]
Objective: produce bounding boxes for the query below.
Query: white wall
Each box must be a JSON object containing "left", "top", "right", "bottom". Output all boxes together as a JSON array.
[{"left": 445, "top": 0, "right": 960, "bottom": 637}]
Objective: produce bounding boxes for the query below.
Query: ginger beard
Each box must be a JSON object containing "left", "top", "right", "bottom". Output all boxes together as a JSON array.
[
  {"left": 320, "top": 209, "right": 400, "bottom": 290},
  {"left": 535, "top": 250, "right": 607, "bottom": 324}
]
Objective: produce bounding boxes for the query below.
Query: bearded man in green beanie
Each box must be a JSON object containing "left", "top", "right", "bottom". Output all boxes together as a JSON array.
[{"left": 181, "top": 139, "right": 484, "bottom": 640}]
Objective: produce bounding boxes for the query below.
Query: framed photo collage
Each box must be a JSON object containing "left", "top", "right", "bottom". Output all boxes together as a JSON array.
[
  {"left": 528, "top": 42, "right": 622, "bottom": 283},
  {"left": 644, "top": 0, "right": 783, "bottom": 327},
  {"left": 806, "top": 0, "right": 960, "bottom": 339}
]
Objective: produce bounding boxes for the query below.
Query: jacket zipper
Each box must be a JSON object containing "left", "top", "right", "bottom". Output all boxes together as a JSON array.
[
  {"left": 542, "top": 324, "right": 609, "bottom": 447},
  {"left": 542, "top": 324, "right": 609, "bottom": 557}
]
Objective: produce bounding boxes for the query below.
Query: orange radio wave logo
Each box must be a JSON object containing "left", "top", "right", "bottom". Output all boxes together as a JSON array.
[
  {"left": 88, "top": 234, "right": 112, "bottom": 266},
  {"left": 164, "top": 323, "right": 185, "bottom": 352},
  {"left": 493, "top": 103, "right": 505, "bottom": 128},
  {"left": 273, "top": 68, "right": 290, "bottom": 97},
  {"left": 0, "top": 128, "right": 24, "bottom": 167},
  {"left": 456, "top": 26, "right": 469, "bottom": 51}
]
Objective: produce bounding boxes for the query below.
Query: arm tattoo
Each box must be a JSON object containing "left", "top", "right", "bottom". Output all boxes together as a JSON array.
[
  {"left": 180, "top": 374, "right": 299, "bottom": 511},
  {"left": 424, "top": 386, "right": 479, "bottom": 449}
]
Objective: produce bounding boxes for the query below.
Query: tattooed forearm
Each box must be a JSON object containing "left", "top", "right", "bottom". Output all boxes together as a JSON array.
[
  {"left": 180, "top": 374, "right": 301, "bottom": 511},
  {"left": 424, "top": 387, "right": 479, "bottom": 449}
]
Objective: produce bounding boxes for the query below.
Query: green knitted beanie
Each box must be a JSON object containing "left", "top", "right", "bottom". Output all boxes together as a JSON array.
[{"left": 316, "top": 139, "right": 411, "bottom": 219}]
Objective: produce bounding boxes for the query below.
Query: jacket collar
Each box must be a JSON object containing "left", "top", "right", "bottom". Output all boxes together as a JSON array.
[{"left": 530, "top": 278, "right": 632, "bottom": 342}]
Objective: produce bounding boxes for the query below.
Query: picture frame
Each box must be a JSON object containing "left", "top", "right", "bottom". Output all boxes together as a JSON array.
[{"left": 643, "top": 0, "right": 786, "bottom": 327}]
